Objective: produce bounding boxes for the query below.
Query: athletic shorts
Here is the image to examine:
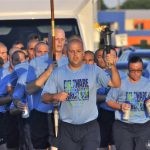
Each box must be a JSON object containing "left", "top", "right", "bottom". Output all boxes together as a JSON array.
[
  {"left": 30, "top": 109, "right": 58, "bottom": 149},
  {"left": 0, "top": 112, "right": 7, "bottom": 145},
  {"left": 5, "top": 112, "right": 19, "bottom": 148},
  {"left": 58, "top": 119, "right": 100, "bottom": 150},
  {"left": 97, "top": 108, "right": 115, "bottom": 147}
]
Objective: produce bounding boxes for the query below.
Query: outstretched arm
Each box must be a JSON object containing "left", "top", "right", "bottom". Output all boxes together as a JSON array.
[{"left": 26, "top": 64, "right": 53, "bottom": 94}]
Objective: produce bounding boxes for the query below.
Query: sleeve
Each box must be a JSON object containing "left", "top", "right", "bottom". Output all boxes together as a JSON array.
[
  {"left": 106, "top": 87, "right": 120, "bottom": 102},
  {"left": 13, "top": 77, "right": 25, "bottom": 100},
  {"left": 41, "top": 70, "right": 58, "bottom": 95},
  {"left": 95, "top": 65, "right": 110, "bottom": 88},
  {"left": 26, "top": 64, "right": 37, "bottom": 83}
]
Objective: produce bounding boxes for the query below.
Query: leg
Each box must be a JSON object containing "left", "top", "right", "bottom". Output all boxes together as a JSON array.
[
  {"left": 0, "top": 143, "right": 7, "bottom": 150},
  {"left": 6, "top": 113, "right": 19, "bottom": 150},
  {"left": 82, "top": 120, "right": 100, "bottom": 150},
  {"left": 59, "top": 122, "right": 81, "bottom": 150},
  {"left": 98, "top": 108, "right": 115, "bottom": 149},
  {"left": 30, "top": 110, "right": 50, "bottom": 149},
  {"left": 113, "top": 121, "right": 134, "bottom": 150},
  {"left": 19, "top": 117, "right": 34, "bottom": 150},
  {"left": 134, "top": 121, "right": 150, "bottom": 150}
]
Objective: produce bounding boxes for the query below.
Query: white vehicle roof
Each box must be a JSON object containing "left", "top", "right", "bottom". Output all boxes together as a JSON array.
[{"left": 0, "top": 0, "right": 90, "bottom": 19}]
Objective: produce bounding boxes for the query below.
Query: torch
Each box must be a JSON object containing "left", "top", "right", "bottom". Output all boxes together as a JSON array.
[
  {"left": 102, "top": 26, "right": 113, "bottom": 68},
  {"left": 50, "top": 0, "right": 59, "bottom": 138},
  {"left": 102, "top": 26, "right": 113, "bottom": 54}
]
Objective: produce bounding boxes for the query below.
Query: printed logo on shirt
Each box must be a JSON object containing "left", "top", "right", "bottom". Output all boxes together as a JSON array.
[
  {"left": 64, "top": 79, "right": 89, "bottom": 105},
  {"left": 126, "top": 92, "right": 150, "bottom": 111}
]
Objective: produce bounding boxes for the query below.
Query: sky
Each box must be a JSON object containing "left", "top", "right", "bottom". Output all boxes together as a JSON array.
[{"left": 103, "top": 0, "right": 127, "bottom": 8}]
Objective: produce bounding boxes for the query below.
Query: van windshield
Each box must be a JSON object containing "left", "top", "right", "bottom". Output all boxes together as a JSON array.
[{"left": 0, "top": 19, "right": 80, "bottom": 49}]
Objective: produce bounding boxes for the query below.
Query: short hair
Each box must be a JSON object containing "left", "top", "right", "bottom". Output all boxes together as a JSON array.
[
  {"left": 28, "top": 33, "right": 41, "bottom": 41},
  {"left": 11, "top": 50, "right": 27, "bottom": 63},
  {"left": 27, "top": 39, "right": 39, "bottom": 50},
  {"left": 34, "top": 41, "right": 48, "bottom": 52},
  {"left": 67, "top": 38, "right": 83, "bottom": 51},
  {"left": 84, "top": 50, "right": 94, "bottom": 55},
  {"left": 128, "top": 56, "right": 143, "bottom": 68},
  {"left": 12, "top": 41, "right": 24, "bottom": 49},
  {"left": 68, "top": 35, "right": 82, "bottom": 42}
]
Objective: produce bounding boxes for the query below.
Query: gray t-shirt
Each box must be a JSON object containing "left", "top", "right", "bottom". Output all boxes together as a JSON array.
[
  {"left": 42, "top": 64, "right": 110, "bottom": 124},
  {"left": 106, "top": 76, "right": 150, "bottom": 123}
]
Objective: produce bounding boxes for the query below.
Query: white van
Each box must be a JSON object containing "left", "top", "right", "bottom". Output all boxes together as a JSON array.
[{"left": 0, "top": 0, "right": 99, "bottom": 50}]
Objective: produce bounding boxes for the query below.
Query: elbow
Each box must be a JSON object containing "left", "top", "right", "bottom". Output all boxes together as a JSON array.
[
  {"left": 106, "top": 101, "right": 111, "bottom": 107},
  {"left": 26, "top": 84, "right": 33, "bottom": 95},
  {"left": 26, "top": 84, "right": 40, "bottom": 95},
  {"left": 112, "top": 80, "right": 121, "bottom": 88},
  {"left": 26, "top": 88, "right": 34, "bottom": 95},
  {"left": 41, "top": 94, "right": 51, "bottom": 104},
  {"left": 115, "top": 81, "right": 121, "bottom": 88}
]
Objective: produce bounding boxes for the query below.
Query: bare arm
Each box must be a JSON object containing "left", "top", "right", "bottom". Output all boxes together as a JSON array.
[
  {"left": 106, "top": 100, "right": 121, "bottom": 110},
  {"left": 26, "top": 64, "right": 53, "bottom": 94},
  {"left": 0, "top": 95, "right": 12, "bottom": 106},
  {"left": 42, "top": 92, "right": 69, "bottom": 104},
  {"left": 97, "top": 94, "right": 106, "bottom": 102},
  {"left": 106, "top": 100, "right": 131, "bottom": 112},
  {"left": 108, "top": 65, "right": 121, "bottom": 88},
  {"left": 105, "top": 54, "right": 121, "bottom": 88}
]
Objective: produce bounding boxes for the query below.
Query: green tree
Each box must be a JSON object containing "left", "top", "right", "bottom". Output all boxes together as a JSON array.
[
  {"left": 98, "top": 0, "right": 107, "bottom": 10},
  {"left": 121, "top": 0, "right": 150, "bottom": 9}
]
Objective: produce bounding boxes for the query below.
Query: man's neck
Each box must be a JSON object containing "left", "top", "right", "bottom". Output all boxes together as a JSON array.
[
  {"left": 128, "top": 76, "right": 141, "bottom": 83},
  {"left": 56, "top": 52, "right": 63, "bottom": 61},
  {"left": 68, "top": 63, "right": 83, "bottom": 71}
]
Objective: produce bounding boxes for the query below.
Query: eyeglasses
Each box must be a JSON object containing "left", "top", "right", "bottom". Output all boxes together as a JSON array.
[
  {"left": 29, "top": 48, "right": 34, "bottom": 50},
  {"left": 129, "top": 69, "right": 143, "bottom": 73}
]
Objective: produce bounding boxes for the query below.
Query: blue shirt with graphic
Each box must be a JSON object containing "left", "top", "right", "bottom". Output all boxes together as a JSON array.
[
  {"left": 26, "top": 54, "right": 68, "bottom": 113},
  {"left": 42, "top": 64, "right": 110, "bottom": 124},
  {"left": 106, "top": 76, "right": 150, "bottom": 123}
]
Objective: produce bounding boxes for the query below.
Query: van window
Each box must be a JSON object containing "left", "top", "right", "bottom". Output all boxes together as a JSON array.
[{"left": 0, "top": 19, "right": 80, "bottom": 49}]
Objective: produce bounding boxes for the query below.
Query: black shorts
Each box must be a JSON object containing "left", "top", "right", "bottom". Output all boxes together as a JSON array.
[
  {"left": 113, "top": 120, "right": 150, "bottom": 150},
  {"left": 5, "top": 112, "right": 19, "bottom": 148},
  {"left": 58, "top": 119, "right": 100, "bottom": 150},
  {"left": 18, "top": 116, "right": 34, "bottom": 150},
  {"left": 30, "top": 109, "right": 57, "bottom": 149},
  {"left": 0, "top": 112, "right": 7, "bottom": 145},
  {"left": 97, "top": 108, "right": 115, "bottom": 147}
]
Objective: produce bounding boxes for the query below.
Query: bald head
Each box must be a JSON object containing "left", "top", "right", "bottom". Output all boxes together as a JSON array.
[{"left": 55, "top": 27, "right": 66, "bottom": 53}]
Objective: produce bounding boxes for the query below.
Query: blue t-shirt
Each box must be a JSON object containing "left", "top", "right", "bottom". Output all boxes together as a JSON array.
[
  {"left": 26, "top": 54, "right": 68, "bottom": 113},
  {"left": 0, "top": 66, "right": 11, "bottom": 112},
  {"left": 144, "top": 61, "right": 150, "bottom": 79},
  {"left": 57, "top": 55, "right": 68, "bottom": 67},
  {"left": 42, "top": 64, "right": 110, "bottom": 124},
  {"left": 106, "top": 76, "right": 150, "bottom": 124},
  {"left": 13, "top": 72, "right": 33, "bottom": 112},
  {"left": 98, "top": 69, "right": 126, "bottom": 111}
]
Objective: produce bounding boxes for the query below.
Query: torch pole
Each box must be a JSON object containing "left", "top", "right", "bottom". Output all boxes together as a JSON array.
[{"left": 50, "top": 0, "right": 59, "bottom": 138}]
